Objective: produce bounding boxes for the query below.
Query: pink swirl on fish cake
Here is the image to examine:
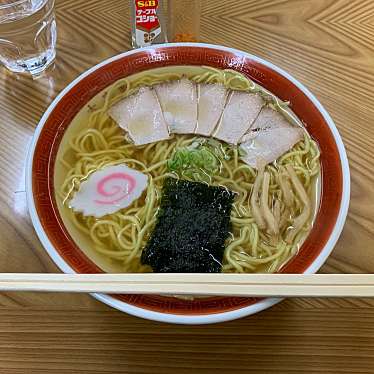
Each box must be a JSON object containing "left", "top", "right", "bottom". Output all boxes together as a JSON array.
[{"left": 94, "top": 172, "right": 136, "bottom": 205}]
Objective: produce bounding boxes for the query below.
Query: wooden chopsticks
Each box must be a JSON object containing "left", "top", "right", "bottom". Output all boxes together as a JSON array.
[{"left": 0, "top": 274, "right": 373, "bottom": 297}]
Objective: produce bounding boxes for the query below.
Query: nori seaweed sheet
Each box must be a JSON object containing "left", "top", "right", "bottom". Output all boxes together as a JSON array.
[{"left": 141, "top": 178, "right": 235, "bottom": 273}]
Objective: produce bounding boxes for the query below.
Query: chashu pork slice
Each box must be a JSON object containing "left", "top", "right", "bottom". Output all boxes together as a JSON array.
[
  {"left": 195, "top": 83, "right": 228, "bottom": 136},
  {"left": 154, "top": 77, "right": 198, "bottom": 134},
  {"left": 108, "top": 87, "right": 170, "bottom": 146},
  {"left": 213, "top": 91, "right": 264, "bottom": 145},
  {"left": 240, "top": 107, "right": 304, "bottom": 168}
]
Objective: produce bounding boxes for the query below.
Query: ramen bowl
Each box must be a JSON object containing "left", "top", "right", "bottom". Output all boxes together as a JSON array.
[{"left": 26, "top": 43, "right": 350, "bottom": 324}]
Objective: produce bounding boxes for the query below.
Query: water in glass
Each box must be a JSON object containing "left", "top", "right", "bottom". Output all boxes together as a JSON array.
[{"left": 0, "top": 0, "right": 56, "bottom": 75}]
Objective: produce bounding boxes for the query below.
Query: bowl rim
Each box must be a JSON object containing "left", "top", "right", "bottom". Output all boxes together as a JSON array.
[{"left": 26, "top": 42, "right": 350, "bottom": 324}]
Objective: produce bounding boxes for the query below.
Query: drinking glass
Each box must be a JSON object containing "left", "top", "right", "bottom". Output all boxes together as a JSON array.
[{"left": 0, "top": 0, "right": 57, "bottom": 76}]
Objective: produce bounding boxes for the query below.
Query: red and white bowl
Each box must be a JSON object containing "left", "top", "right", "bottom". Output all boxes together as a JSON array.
[{"left": 26, "top": 43, "right": 350, "bottom": 324}]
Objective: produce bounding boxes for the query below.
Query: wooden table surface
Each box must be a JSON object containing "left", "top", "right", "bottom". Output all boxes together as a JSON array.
[{"left": 0, "top": 0, "right": 373, "bottom": 372}]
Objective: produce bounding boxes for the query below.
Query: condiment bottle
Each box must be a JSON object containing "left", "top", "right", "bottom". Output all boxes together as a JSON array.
[
  {"left": 131, "top": 0, "right": 167, "bottom": 48},
  {"left": 168, "top": 0, "right": 200, "bottom": 42}
]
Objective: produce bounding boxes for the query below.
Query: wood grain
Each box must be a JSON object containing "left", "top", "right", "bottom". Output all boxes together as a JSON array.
[{"left": 0, "top": 0, "right": 373, "bottom": 372}]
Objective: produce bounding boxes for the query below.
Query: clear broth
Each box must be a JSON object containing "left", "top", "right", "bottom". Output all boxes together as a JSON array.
[{"left": 54, "top": 66, "right": 321, "bottom": 274}]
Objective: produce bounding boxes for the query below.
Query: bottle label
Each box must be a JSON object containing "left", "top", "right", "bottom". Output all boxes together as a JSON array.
[{"left": 135, "top": 0, "right": 161, "bottom": 46}]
